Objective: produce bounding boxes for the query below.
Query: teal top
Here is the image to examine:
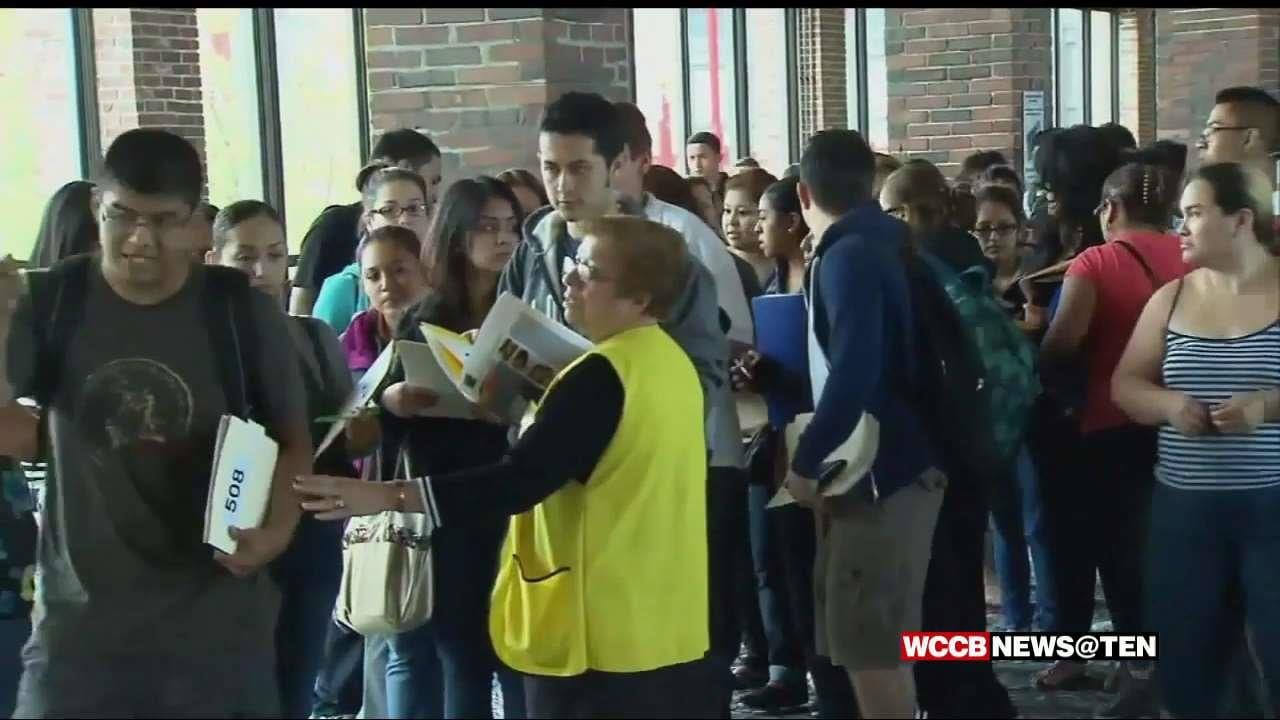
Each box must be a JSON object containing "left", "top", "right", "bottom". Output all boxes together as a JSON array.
[{"left": 312, "top": 262, "right": 369, "bottom": 336}]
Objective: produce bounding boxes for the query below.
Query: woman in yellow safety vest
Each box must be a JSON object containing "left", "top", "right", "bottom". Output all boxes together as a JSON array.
[{"left": 296, "top": 215, "right": 715, "bottom": 719}]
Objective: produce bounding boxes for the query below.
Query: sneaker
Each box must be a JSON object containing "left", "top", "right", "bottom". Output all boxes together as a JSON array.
[
  {"left": 740, "top": 681, "right": 809, "bottom": 710},
  {"left": 732, "top": 664, "right": 769, "bottom": 690}
]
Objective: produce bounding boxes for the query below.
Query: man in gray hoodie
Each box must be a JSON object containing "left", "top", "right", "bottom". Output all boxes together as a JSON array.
[{"left": 498, "top": 91, "right": 745, "bottom": 714}]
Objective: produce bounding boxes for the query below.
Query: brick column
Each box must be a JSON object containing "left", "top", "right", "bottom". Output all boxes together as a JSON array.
[
  {"left": 364, "top": 8, "right": 630, "bottom": 179},
  {"left": 1156, "top": 8, "right": 1280, "bottom": 148},
  {"left": 885, "top": 8, "right": 1053, "bottom": 176},
  {"left": 94, "top": 8, "right": 205, "bottom": 164},
  {"left": 796, "top": 9, "right": 848, "bottom": 144}
]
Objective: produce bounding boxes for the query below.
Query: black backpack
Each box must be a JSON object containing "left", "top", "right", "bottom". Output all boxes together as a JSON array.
[
  {"left": 27, "top": 254, "right": 264, "bottom": 425},
  {"left": 900, "top": 253, "right": 1006, "bottom": 492}
]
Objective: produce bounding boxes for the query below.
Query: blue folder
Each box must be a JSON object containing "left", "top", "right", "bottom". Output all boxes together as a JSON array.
[{"left": 751, "top": 293, "right": 811, "bottom": 427}]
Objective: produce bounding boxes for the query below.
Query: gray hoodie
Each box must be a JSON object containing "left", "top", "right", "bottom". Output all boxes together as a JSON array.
[{"left": 498, "top": 202, "right": 745, "bottom": 468}]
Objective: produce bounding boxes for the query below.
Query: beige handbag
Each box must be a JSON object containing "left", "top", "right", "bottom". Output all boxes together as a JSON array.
[{"left": 333, "top": 447, "right": 434, "bottom": 636}]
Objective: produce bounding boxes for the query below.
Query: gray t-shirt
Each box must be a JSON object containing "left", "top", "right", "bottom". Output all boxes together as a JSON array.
[{"left": 6, "top": 263, "right": 306, "bottom": 717}]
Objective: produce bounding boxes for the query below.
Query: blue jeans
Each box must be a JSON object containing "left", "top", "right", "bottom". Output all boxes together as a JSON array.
[
  {"left": 1149, "top": 482, "right": 1280, "bottom": 718},
  {"left": 746, "top": 481, "right": 805, "bottom": 684},
  {"left": 990, "top": 445, "right": 1058, "bottom": 631},
  {"left": 0, "top": 616, "right": 29, "bottom": 719},
  {"left": 385, "top": 519, "right": 525, "bottom": 719}
]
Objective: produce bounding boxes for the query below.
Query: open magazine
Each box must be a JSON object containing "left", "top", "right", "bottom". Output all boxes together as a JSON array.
[
  {"left": 204, "top": 415, "right": 278, "bottom": 554},
  {"left": 314, "top": 293, "right": 591, "bottom": 455}
]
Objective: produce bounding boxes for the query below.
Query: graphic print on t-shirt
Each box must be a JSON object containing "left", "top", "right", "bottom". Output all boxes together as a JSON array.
[{"left": 75, "top": 358, "right": 195, "bottom": 465}]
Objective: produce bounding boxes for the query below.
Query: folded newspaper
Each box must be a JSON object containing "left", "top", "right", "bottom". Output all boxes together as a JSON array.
[
  {"left": 204, "top": 415, "right": 278, "bottom": 554},
  {"left": 314, "top": 293, "right": 591, "bottom": 456}
]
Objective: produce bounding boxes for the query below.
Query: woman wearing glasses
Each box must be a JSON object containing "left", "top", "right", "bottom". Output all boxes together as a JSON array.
[
  {"left": 371, "top": 177, "right": 527, "bottom": 719},
  {"left": 297, "top": 217, "right": 717, "bottom": 718},
  {"left": 314, "top": 163, "right": 434, "bottom": 336},
  {"left": 1035, "top": 160, "right": 1190, "bottom": 711}
]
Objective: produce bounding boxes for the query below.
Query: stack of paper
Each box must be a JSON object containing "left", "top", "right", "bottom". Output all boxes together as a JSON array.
[{"left": 204, "top": 415, "right": 278, "bottom": 555}]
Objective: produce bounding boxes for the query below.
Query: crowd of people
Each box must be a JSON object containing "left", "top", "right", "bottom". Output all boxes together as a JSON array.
[{"left": 0, "top": 80, "right": 1277, "bottom": 720}]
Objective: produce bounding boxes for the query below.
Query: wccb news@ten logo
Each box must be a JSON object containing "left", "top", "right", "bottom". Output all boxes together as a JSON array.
[{"left": 900, "top": 632, "right": 1158, "bottom": 662}]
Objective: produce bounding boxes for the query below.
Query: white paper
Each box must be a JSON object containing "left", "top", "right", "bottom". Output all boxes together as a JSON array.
[
  {"left": 314, "top": 341, "right": 398, "bottom": 459},
  {"left": 396, "top": 337, "right": 474, "bottom": 419},
  {"left": 204, "top": 415, "right": 278, "bottom": 555}
]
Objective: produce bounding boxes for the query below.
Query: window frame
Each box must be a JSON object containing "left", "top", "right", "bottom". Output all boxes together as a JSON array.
[{"left": 1053, "top": 8, "right": 1121, "bottom": 127}]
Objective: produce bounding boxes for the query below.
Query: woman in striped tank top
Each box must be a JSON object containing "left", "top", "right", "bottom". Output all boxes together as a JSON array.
[{"left": 1113, "top": 162, "right": 1280, "bottom": 718}]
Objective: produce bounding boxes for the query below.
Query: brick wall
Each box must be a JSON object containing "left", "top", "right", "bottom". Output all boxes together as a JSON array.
[
  {"left": 94, "top": 8, "right": 205, "bottom": 167},
  {"left": 796, "top": 9, "right": 849, "bottom": 143},
  {"left": 364, "top": 8, "right": 630, "bottom": 179},
  {"left": 1155, "top": 8, "right": 1280, "bottom": 150},
  {"left": 884, "top": 8, "right": 1053, "bottom": 176}
]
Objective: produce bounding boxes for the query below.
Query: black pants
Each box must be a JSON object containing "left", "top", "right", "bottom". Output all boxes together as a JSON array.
[
  {"left": 1052, "top": 425, "right": 1154, "bottom": 636},
  {"left": 708, "top": 467, "right": 750, "bottom": 716},
  {"left": 524, "top": 656, "right": 719, "bottom": 719},
  {"left": 1023, "top": 396, "right": 1083, "bottom": 635},
  {"left": 915, "top": 475, "right": 1015, "bottom": 719},
  {"left": 770, "top": 500, "right": 860, "bottom": 718},
  {"left": 747, "top": 478, "right": 803, "bottom": 675},
  {"left": 311, "top": 619, "right": 364, "bottom": 717}
]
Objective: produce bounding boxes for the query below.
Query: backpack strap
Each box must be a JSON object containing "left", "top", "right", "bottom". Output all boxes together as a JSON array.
[
  {"left": 202, "top": 267, "right": 263, "bottom": 422},
  {"left": 28, "top": 254, "right": 95, "bottom": 406}
]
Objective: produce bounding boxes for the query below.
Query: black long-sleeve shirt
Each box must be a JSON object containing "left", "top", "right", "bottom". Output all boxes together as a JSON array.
[{"left": 416, "top": 354, "right": 623, "bottom": 528}]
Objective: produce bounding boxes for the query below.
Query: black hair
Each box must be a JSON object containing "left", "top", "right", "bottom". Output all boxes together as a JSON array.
[
  {"left": 979, "top": 164, "right": 1025, "bottom": 196},
  {"left": 29, "top": 180, "right": 99, "bottom": 269},
  {"left": 614, "top": 101, "right": 652, "bottom": 158},
  {"left": 1032, "top": 124, "right": 1124, "bottom": 256},
  {"left": 1099, "top": 122, "right": 1138, "bottom": 152},
  {"left": 644, "top": 165, "right": 702, "bottom": 218},
  {"left": 882, "top": 159, "right": 974, "bottom": 236},
  {"left": 1190, "top": 162, "right": 1277, "bottom": 253},
  {"left": 782, "top": 163, "right": 800, "bottom": 179},
  {"left": 1214, "top": 86, "right": 1280, "bottom": 152},
  {"left": 100, "top": 128, "right": 203, "bottom": 209},
  {"left": 424, "top": 177, "right": 524, "bottom": 330},
  {"left": 371, "top": 128, "right": 441, "bottom": 167},
  {"left": 1099, "top": 162, "right": 1178, "bottom": 230},
  {"left": 762, "top": 176, "right": 803, "bottom": 216},
  {"left": 200, "top": 202, "right": 220, "bottom": 224},
  {"left": 496, "top": 168, "right": 550, "bottom": 209},
  {"left": 799, "top": 129, "right": 875, "bottom": 215},
  {"left": 960, "top": 150, "right": 1009, "bottom": 181},
  {"left": 974, "top": 184, "right": 1027, "bottom": 225},
  {"left": 687, "top": 131, "right": 722, "bottom": 155},
  {"left": 211, "top": 200, "right": 283, "bottom": 252},
  {"left": 735, "top": 157, "right": 760, "bottom": 169},
  {"left": 540, "top": 91, "right": 625, "bottom": 166},
  {"left": 1127, "top": 140, "right": 1189, "bottom": 185},
  {"left": 356, "top": 224, "right": 423, "bottom": 266}
]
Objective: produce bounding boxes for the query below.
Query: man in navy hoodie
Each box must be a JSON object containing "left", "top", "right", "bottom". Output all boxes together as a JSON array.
[{"left": 786, "top": 129, "right": 944, "bottom": 719}]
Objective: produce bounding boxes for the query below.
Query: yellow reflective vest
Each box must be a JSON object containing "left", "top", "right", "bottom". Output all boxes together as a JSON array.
[{"left": 489, "top": 324, "right": 709, "bottom": 676}]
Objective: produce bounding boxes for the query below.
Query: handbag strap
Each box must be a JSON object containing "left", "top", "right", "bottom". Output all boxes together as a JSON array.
[{"left": 1114, "top": 240, "right": 1158, "bottom": 290}]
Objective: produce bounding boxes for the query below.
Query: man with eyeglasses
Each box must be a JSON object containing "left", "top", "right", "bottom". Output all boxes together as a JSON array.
[
  {"left": 1200, "top": 86, "right": 1280, "bottom": 219},
  {"left": 290, "top": 129, "right": 443, "bottom": 317},
  {"left": 0, "top": 128, "right": 312, "bottom": 716}
]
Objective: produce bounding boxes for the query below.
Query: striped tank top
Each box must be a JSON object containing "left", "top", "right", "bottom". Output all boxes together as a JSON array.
[{"left": 1158, "top": 282, "right": 1280, "bottom": 490}]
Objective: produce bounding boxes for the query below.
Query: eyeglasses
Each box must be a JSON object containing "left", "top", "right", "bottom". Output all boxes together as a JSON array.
[
  {"left": 1198, "top": 125, "right": 1254, "bottom": 147},
  {"left": 972, "top": 224, "right": 1019, "bottom": 239},
  {"left": 884, "top": 205, "right": 907, "bottom": 220},
  {"left": 562, "top": 255, "right": 613, "bottom": 283},
  {"left": 101, "top": 205, "right": 193, "bottom": 238},
  {"left": 370, "top": 203, "right": 430, "bottom": 220}
]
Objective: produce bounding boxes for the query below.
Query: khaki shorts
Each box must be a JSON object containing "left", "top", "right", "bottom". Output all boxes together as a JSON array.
[{"left": 814, "top": 469, "right": 946, "bottom": 671}]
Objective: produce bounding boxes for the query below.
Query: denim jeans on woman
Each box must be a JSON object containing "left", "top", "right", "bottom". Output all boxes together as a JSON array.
[
  {"left": 989, "top": 445, "right": 1059, "bottom": 631},
  {"left": 382, "top": 518, "right": 525, "bottom": 718}
]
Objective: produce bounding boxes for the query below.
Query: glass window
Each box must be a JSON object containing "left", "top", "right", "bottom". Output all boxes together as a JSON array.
[
  {"left": 1117, "top": 13, "right": 1140, "bottom": 136},
  {"left": 865, "top": 9, "right": 889, "bottom": 152},
  {"left": 1089, "top": 11, "right": 1114, "bottom": 125},
  {"left": 0, "top": 8, "right": 83, "bottom": 261},
  {"left": 686, "top": 8, "right": 738, "bottom": 171},
  {"left": 1056, "top": 9, "right": 1085, "bottom": 127},
  {"left": 198, "top": 9, "right": 263, "bottom": 206},
  {"left": 274, "top": 8, "right": 361, "bottom": 253},
  {"left": 745, "top": 8, "right": 790, "bottom": 175},
  {"left": 633, "top": 9, "right": 687, "bottom": 171}
]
